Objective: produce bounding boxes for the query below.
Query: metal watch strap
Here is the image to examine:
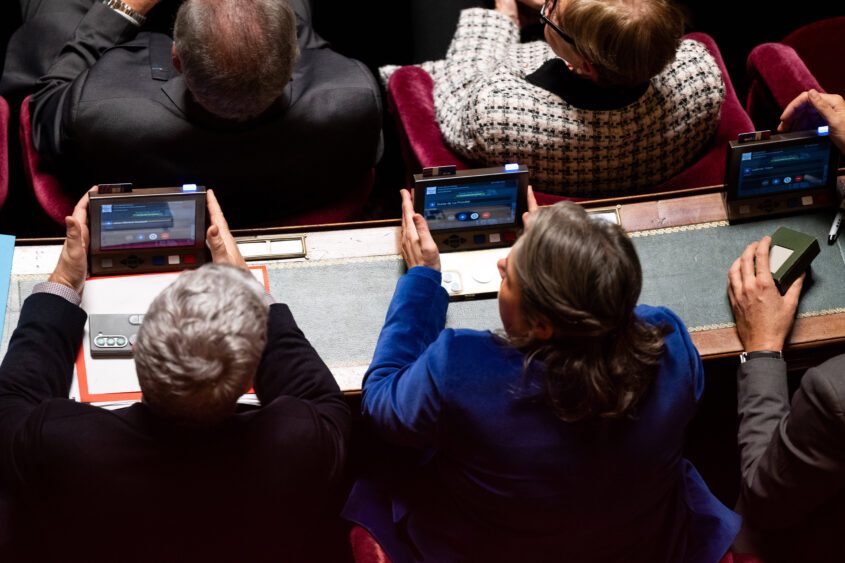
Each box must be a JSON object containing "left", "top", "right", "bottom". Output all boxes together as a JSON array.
[
  {"left": 102, "top": 0, "right": 147, "bottom": 26},
  {"left": 739, "top": 350, "right": 784, "bottom": 363}
]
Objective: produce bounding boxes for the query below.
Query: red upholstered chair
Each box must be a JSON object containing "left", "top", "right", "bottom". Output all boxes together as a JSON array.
[
  {"left": 349, "top": 526, "right": 391, "bottom": 563},
  {"left": 719, "top": 552, "right": 764, "bottom": 563},
  {"left": 780, "top": 18, "right": 845, "bottom": 96},
  {"left": 0, "top": 96, "right": 9, "bottom": 212},
  {"left": 746, "top": 17, "right": 845, "bottom": 131},
  {"left": 351, "top": 525, "right": 759, "bottom": 563},
  {"left": 19, "top": 95, "right": 375, "bottom": 227},
  {"left": 19, "top": 95, "right": 75, "bottom": 225},
  {"left": 386, "top": 32, "right": 754, "bottom": 205}
]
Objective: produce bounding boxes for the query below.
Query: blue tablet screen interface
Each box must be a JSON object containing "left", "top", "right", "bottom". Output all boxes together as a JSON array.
[
  {"left": 423, "top": 178, "right": 518, "bottom": 231},
  {"left": 100, "top": 201, "right": 196, "bottom": 250},
  {"left": 737, "top": 141, "right": 831, "bottom": 198}
]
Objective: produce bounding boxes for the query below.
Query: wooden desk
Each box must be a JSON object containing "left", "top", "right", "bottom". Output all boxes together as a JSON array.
[
  {"left": 606, "top": 191, "right": 845, "bottom": 362},
  {"left": 10, "top": 187, "right": 845, "bottom": 377}
]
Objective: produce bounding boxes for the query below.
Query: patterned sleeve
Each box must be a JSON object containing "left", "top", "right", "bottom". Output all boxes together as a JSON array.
[{"left": 432, "top": 9, "right": 526, "bottom": 158}]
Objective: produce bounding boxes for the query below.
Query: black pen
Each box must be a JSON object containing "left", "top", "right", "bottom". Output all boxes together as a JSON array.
[{"left": 829, "top": 200, "right": 845, "bottom": 244}]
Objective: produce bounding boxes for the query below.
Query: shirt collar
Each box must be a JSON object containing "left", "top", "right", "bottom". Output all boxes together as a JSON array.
[{"left": 525, "top": 58, "right": 650, "bottom": 111}]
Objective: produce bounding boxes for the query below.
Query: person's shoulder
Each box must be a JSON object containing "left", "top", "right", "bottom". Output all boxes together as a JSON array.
[
  {"left": 802, "top": 355, "right": 845, "bottom": 412},
  {"left": 635, "top": 305, "right": 698, "bottom": 358},
  {"left": 635, "top": 304, "right": 683, "bottom": 330},
  {"left": 440, "top": 327, "right": 499, "bottom": 345},
  {"left": 295, "top": 48, "right": 379, "bottom": 92},
  {"left": 242, "top": 395, "right": 345, "bottom": 454},
  {"left": 455, "top": 7, "right": 515, "bottom": 31},
  {"left": 649, "top": 40, "right": 724, "bottom": 108},
  {"left": 80, "top": 32, "right": 176, "bottom": 98},
  {"left": 663, "top": 39, "right": 722, "bottom": 81},
  {"left": 37, "top": 399, "right": 129, "bottom": 446},
  {"left": 428, "top": 329, "right": 516, "bottom": 371},
  {"left": 45, "top": 398, "right": 108, "bottom": 413},
  {"left": 91, "top": 31, "right": 167, "bottom": 63}
]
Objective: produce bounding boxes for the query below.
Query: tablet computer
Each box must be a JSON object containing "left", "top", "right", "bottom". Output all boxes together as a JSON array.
[
  {"left": 413, "top": 164, "right": 529, "bottom": 252},
  {"left": 88, "top": 184, "right": 208, "bottom": 275},
  {"left": 723, "top": 128, "right": 839, "bottom": 222}
]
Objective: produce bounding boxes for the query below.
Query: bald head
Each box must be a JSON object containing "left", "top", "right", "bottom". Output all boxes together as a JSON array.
[{"left": 174, "top": 0, "right": 299, "bottom": 120}]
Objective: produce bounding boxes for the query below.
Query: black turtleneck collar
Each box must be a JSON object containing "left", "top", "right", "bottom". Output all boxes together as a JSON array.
[{"left": 525, "top": 58, "right": 650, "bottom": 111}]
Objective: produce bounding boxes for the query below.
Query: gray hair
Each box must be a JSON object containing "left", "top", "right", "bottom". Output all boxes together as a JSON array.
[
  {"left": 173, "top": 0, "right": 299, "bottom": 121},
  {"left": 135, "top": 264, "right": 270, "bottom": 427}
]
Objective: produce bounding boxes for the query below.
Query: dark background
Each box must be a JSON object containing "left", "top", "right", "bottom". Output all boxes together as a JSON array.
[{"left": 1, "top": 2, "right": 845, "bottom": 557}]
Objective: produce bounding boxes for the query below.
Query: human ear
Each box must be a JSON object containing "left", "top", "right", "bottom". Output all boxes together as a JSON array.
[
  {"left": 171, "top": 43, "right": 182, "bottom": 73},
  {"left": 579, "top": 60, "right": 599, "bottom": 82},
  {"left": 533, "top": 316, "right": 554, "bottom": 340}
]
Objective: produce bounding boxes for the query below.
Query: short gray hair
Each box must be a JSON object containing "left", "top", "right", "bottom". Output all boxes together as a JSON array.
[
  {"left": 135, "top": 264, "right": 270, "bottom": 427},
  {"left": 174, "top": 0, "right": 299, "bottom": 120}
]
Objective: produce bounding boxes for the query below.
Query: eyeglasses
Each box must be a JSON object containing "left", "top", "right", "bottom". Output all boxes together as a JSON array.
[{"left": 539, "top": 0, "right": 577, "bottom": 46}]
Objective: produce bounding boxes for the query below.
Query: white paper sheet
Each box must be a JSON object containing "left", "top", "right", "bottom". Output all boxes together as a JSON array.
[{"left": 72, "top": 268, "right": 266, "bottom": 401}]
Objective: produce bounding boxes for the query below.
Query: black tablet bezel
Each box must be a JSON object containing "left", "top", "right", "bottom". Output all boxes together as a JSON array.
[{"left": 413, "top": 165, "right": 529, "bottom": 235}]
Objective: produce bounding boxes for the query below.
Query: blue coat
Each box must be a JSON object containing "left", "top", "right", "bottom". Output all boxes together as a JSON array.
[{"left": 343, "top": 267, "right": 740, "bottom": 563}]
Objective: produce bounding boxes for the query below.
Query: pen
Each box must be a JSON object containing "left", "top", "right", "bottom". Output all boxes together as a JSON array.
[{"left": 829, "top": 200, "right": 845, "bottom": 244}]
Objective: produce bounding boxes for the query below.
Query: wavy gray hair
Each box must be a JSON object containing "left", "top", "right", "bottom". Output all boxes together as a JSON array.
[
  {"left": 135, "top": 264, "right": 270, "bottom": 427},
  {"left": 174, "top": 0, "right": 299, "bottom": 120}
]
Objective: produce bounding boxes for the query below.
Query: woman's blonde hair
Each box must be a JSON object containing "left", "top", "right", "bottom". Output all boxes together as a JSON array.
[
  {"left": 511, "top": 202, "right": 667, "bottom": 422},
  {"left": 561, "top": 0, "right": 684, "bottom": 86}
]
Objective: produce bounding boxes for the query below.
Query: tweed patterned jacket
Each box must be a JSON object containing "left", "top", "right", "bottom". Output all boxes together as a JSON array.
[{"left": 407, "top": 8, "right": 726, "bottom": 196}]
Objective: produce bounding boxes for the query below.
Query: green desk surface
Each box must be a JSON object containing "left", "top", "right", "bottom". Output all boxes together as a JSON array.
[
  {"left": 2, "top": 209, "right": 843, "bottom": 373},
  {"left": 634, "top": 210, "right": 845, "bottom": 332}
]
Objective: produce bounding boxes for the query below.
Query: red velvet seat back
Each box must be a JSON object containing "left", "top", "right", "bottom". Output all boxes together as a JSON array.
[
  {"left": 349, "top": 526, "right": 392, "bottom": 563},
  {"left": 781, "top": 17, "right": 845, "bottom": 98},
  {"left": 0, "top": 97, "right": 9, "bottom": 212},
  {"left": 386, "top": 32, "right": 754, "bottom": 204},
  {"left": 745, "top": 17, "right": 844, "bottom": 131},
  {"left": 19, "top": 95, "right": 74, "bottom": 225},
  {"left": 719, "top": 552, "right": 765, "bottom": 563},
  {"left": 746, "top": 44, "right": 824, "bottom": 131}
]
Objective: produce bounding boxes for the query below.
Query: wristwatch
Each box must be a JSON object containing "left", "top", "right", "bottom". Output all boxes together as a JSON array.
[
  {"left": 739, "top": 350, "right": 784, "bottom": 363},
  {"left": 102, "top": 0, "right": 147, "bottom": 26}
]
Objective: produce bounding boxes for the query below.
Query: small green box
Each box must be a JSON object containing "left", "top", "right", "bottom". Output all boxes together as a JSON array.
[{"left": 769, "top": 227, "right": 820, "bottom": 295}]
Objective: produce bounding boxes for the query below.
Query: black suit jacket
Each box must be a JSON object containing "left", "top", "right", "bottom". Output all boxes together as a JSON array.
[
  {"left": 734, "top": 356, "right": 845, "bottom": 562},
  {"left": 0, "top": 293, "right": 350, "bottom": 562},
  {"left": 2, "top": 0, "right": 382, "bottom": 227}
]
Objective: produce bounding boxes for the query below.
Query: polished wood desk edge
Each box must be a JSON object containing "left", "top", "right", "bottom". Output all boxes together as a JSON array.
[{"left": 692, "top": 311, "right": 845, "bottom": 359}]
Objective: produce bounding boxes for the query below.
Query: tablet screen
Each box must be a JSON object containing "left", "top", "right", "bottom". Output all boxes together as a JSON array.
[
  {"left": 100, "top": 200, "right": 197, "bottom": 250},
  {"left": 422, "top": 177, "right": 519, "bottom": 231},
  {"left": 737, "top": 140, "right": 832, "bottom": 198}
]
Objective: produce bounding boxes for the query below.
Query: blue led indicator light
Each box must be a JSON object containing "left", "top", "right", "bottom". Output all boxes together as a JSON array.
[
  {"left": 182, "top": 183, "right": 198, "bottom": 192},
  {"left": 504, "top": 163, "right": 519, "bottom": 172},
  {"left": 818, "top": 125, "right": 829, "bottom": 136}
]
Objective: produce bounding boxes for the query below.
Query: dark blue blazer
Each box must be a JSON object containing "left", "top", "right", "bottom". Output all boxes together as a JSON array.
[{"left": 344, "top": 267, "right": 740, "bottom": 563}]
